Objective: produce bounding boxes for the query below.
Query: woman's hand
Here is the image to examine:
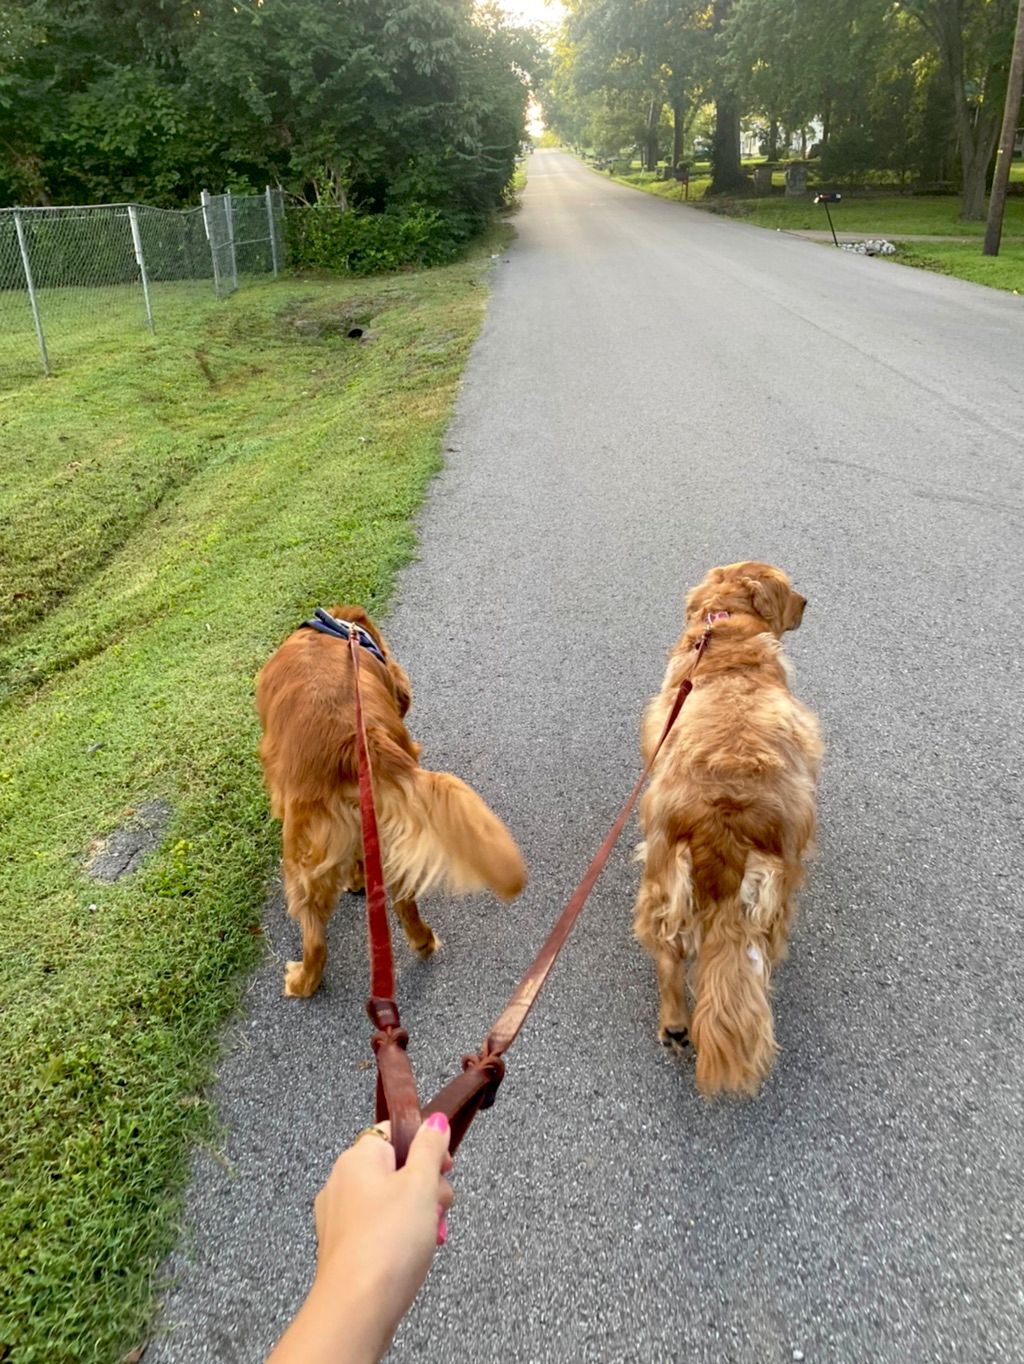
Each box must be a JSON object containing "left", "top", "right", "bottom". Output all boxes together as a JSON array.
[{"left": 268, "top": 1112, "right": 454, "bottom": 1364}]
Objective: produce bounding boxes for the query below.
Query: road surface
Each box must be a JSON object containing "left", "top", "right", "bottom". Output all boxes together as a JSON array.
[{"left": 150, "top": 150, "right": 1024, "bottom": 1364}]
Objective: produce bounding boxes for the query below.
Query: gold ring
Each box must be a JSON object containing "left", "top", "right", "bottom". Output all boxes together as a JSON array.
[{"left": 355, "top": 1125, "right": 390, "bottom": 1144}]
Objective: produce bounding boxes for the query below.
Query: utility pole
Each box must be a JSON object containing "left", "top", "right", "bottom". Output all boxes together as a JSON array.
[{"left": 983, "top": 0, "right": 1024, "bottom": 256}]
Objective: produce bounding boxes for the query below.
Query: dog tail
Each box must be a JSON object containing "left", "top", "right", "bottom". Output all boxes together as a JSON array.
[
  {"left": 689, "top": 846, "right": 786, "bottom": 1097},
  {"left": 374, "top": 765, "right": 527, "bottom": 904}
]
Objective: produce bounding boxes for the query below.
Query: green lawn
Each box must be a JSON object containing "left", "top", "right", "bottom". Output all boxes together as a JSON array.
[
  {"left": 600, "top": 160, "right": 1024, "bottom": 237},
  {"left": 886, "top": 240, "right": 1024, "bottom": 293},
  {"left": 0, "top": 242, "right": 503, "bottom": 1363},
  {"left": 612, "top": 167, "right": 713, "bottom": 201},
  {"left": 695, "top": 193, "right": 1024, "bottom": 237},
  {"left": 0, "top": 280, "right": 213, "bottom": 385}
]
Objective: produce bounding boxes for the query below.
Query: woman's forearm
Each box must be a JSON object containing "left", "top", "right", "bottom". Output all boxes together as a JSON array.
[{"left": 267, "top": 1272, "right": 394, "bottom": 1364}]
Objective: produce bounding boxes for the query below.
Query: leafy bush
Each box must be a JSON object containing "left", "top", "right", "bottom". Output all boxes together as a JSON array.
[
  {"left": 285, "top": 204, "right": 473, "bottom": 275},
  {"left": 1, "top": 1, "right": 537, "bottom": 224},
  {"left": 819, "top": 129, "right": 883, "bottom": 183}
]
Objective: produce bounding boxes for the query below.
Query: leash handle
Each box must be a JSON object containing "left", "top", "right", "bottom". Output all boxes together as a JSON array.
[{"left": 350, "top": 636, "right": 421, "bottom": 1167}]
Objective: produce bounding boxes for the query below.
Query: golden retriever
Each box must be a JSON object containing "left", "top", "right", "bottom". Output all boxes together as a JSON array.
[
  {"left": 633, "top": 563, "right": 823, "bottom": 1095},
  {"left": 256, "top": 606, "right": 527, "bottom": 997}
]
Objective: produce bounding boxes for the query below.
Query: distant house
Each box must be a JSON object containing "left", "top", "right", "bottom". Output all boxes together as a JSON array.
[{"left": 740, "top": 120, "right": 824, "bottom": 159}]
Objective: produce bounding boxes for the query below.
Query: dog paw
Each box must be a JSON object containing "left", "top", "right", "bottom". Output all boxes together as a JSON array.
[
  {"left": 342, "top": 859, "right": 366, "bottom": 895},
  {"left": 415, "top": 932, "right": 441, "bottom": 960},
  {"left": 284, "top": 961, "right": 320, "bottom": 998},
  {"left": 659, "top": 1026, "right": 690, "bottom": 1053}
]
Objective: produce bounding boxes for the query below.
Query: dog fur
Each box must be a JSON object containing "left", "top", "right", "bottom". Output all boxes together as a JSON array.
[
  {"left": 633, "top": 563, "right": 823, "bottom": 1096},
  {"left": 256, "top": 606, "right": 527, "bottom": 998}
]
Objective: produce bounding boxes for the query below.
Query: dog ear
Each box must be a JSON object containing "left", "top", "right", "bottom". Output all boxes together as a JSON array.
[
  {"left": 741, "top": 575, "right": 805, "bottom": 635},
  {"left": 741, "top": 576, "right": 787, "bottom": 632},
  {"left": 684, "top": 584, "right": 706, "bottom": 621},
  {"left": 389, "top": 661, "right": 413, "bottom": 717},
  {"left": 685, "top": 567, "right": 726, "bottom": 621}
]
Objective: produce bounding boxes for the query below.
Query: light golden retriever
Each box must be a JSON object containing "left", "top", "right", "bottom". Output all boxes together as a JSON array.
[
  {"left": 633, "top": 563, "right": 823, "bottom": 1095},
  {"left": 256, "top": 606, "right": 527, "bottom": 998}
]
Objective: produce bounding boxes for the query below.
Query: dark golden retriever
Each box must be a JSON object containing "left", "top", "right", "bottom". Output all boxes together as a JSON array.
[
  {"left": 633, "top": 563, "right": 823, "bottom": 1095},
  {"left": 256, "top": 606, "right": 527, "bottom": 998}
]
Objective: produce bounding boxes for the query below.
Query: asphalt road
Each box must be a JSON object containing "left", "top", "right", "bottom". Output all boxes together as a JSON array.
[{"left": 150, "top": 151, "right": 1024, "bottom": 1364}]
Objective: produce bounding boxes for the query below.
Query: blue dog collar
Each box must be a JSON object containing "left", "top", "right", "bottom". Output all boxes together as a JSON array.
[{"left": 298, "top": 608, "right": 388, "bottom": 667}]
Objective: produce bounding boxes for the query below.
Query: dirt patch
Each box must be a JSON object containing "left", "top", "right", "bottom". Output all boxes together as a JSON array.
[
  {"left": 85, "top": 799, "right": 173, "bottom": 882},
  {"left": 277, "top": 295, "right": 390, "bottom": 342}
]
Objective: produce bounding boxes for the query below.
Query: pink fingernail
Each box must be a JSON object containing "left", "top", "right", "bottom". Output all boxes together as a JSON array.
[
  {"left": 424, "top": 1112, "right": 449, "bottom": 1135},
  {"left": 437, "top": 1210, "right": 448, "bottom": 1247}
]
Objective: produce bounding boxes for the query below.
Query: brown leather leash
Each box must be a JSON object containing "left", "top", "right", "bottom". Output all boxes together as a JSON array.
[
  {"left": 349, "top": 623, "right": 714, "bottom": 1166},
  {"left": 349, "top": 634, "right": 424, "bottom": 1168}
]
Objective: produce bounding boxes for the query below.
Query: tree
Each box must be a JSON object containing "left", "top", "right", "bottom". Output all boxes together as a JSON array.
[
  {"left": 557, "top": 0, "right": 670, "bottom": 168},
  {"left": 900, "top": 0, "right": 1017, "bottom": 218},
  {"left": 725, "top": 0, "right": 1012, "bottom": 214},
  {"left": 545, "top": 0, "right": 712, "bottom": 169},
  {"left": 725, "top": 0, "right": 891, "bottom": 153},
  {"left": 0, "top": 0, "right": 218, "bottom": 204},
  {"left": 0, "top": 0, "right": 536, "bottom": 234}
]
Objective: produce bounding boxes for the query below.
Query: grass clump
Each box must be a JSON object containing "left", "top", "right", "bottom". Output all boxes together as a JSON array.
[{"left": 0, "top": 236, "right": 505, "bottom": 1363}]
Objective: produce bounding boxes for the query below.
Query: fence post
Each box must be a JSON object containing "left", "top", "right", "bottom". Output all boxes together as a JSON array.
[
  {"left": 13, "top": 210, "right": 49, "bottom": 377},
  {"left": 265, "top": 185, "right": 280, "bottom": 278},
  {"left": 200, "top": 189, "right": 222, "bottom": 298},
  {"left": 127, "top": 205, "right": 155, "bottom": 333},
  {"left": 225, "top": 191, "right": 238, "bottom": 292}
]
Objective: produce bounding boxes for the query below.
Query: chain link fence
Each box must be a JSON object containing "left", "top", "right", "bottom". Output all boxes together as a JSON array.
[{"left": 0, "top": 188, "right": 284, "bottom": 382}]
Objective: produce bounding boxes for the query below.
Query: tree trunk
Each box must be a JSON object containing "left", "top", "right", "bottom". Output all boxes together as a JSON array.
[
  {"left": 959, "top": 106, "right": 1001, "bottom": 218},
  {"left": 708, "top": 0, "right": 749, "bottom": 194},
  {"left": 935, "top": 3, "right": 1006, "bottom": 219},
  {"left": 317, "top": 163, "right": 348, "bottom": 211},
  {"left": 709, "top": 97, "right": 748, "bottom": 193},
  {"left": 645, "top": 99, "right": 661, "bottom": 170},
  {"left": 673, "top": 100, "right": 685, "bottom": 166},
  {"left": 768, "top": 119, "right": 779, "bottom": 160},
  {"left": 985, "top": 0, "right": 1024, "bottom": 253}
]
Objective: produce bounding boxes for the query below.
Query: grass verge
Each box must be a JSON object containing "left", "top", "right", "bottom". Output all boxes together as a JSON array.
[
  {"left": 694, "top": 192, "right": 1024, "bottom": 237},
  {"left": 0, "top": 234, "right": 506, "bottom": 1363},
  {"left": 886, "top": 240, "right": 1024, "bottom": 293},
  {"left": 611, "top": 168, "right": 713, "bottom": 201}
]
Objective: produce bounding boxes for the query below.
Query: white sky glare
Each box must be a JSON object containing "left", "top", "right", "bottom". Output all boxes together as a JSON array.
[
  {"left": 493, "top": 0, "right": 565, "bottom": 27},
  {"left": 490, "top": 0, "right": 564, "bottom": 133}
]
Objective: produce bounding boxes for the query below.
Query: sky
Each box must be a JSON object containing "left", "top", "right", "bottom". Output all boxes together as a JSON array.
[
  {"left": 494, "top": 0, "right": 565, "bottom": 27},
  {"left": 491, "top": 0, "right": 563, "bottom": 133}
]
